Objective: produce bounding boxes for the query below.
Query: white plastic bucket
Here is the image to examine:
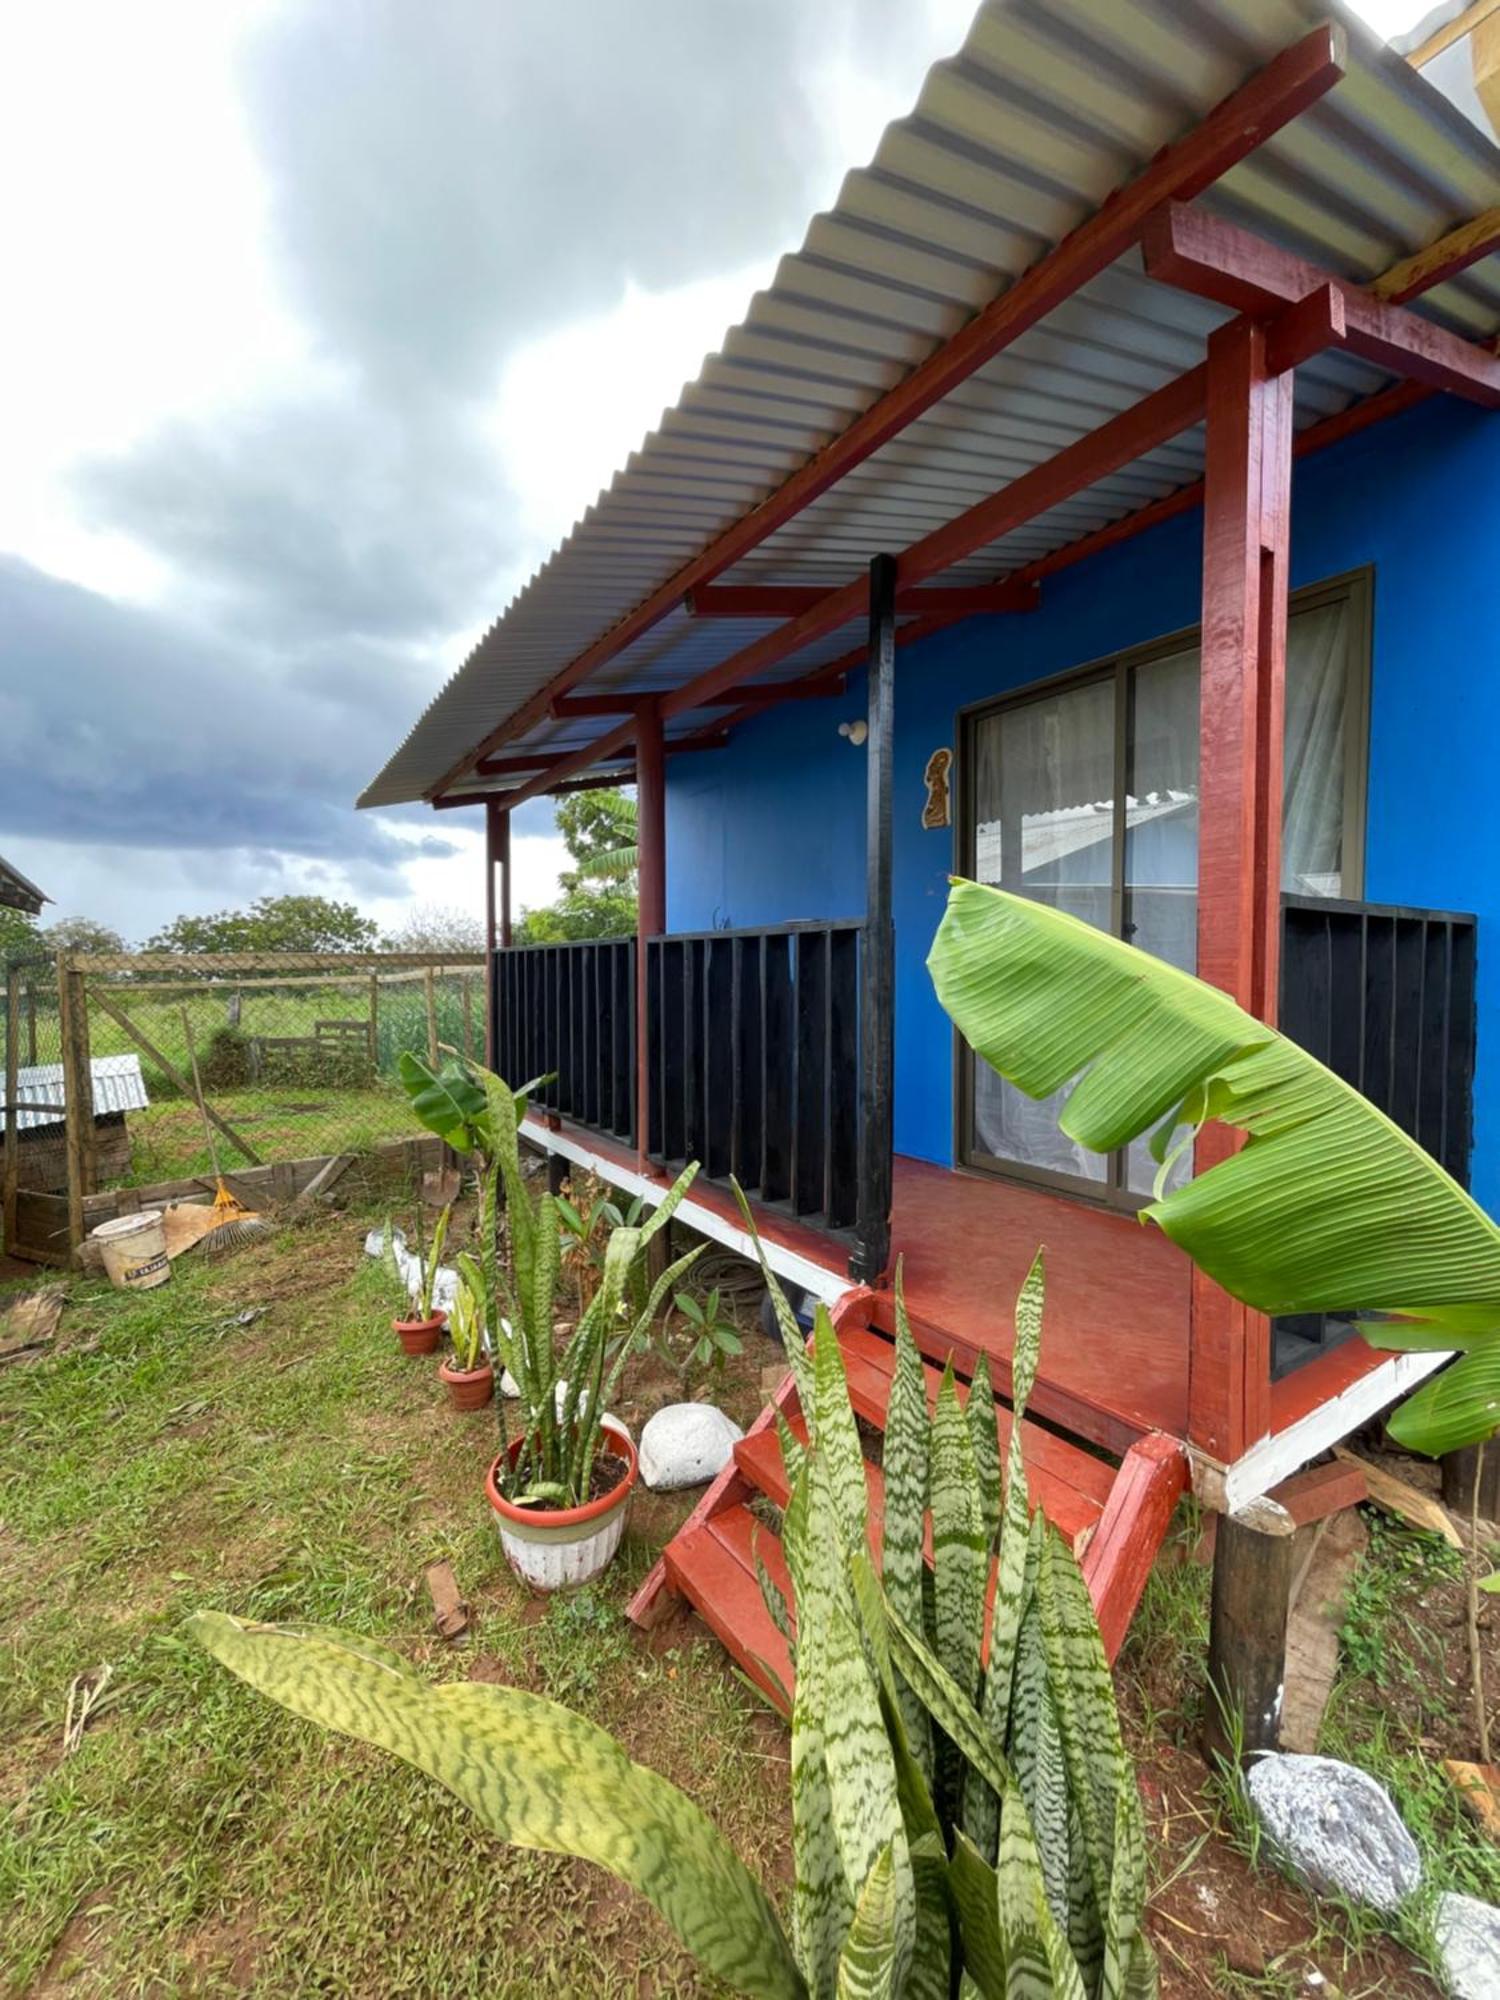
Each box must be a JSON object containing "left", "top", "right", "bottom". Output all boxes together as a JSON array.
[{"left": 92, "top": 1211, "right": 172, "bottom": 1292}]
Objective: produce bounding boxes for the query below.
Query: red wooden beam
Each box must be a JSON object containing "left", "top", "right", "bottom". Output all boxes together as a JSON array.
[
  {"left": 426, "top": 25, "right": 1345, "bottom": 796},
  {"left": 1144, "top": 202, "right": 1500, "bottom": 406},
  {"left": 657, "top": 366, "right": 1207, "bottom": 721},
  {"left": 474, "top": 734, "right": 725, "bottom": 777},
  {"left": 1188, "top": 316, "right": 1292, "bottom": 1462},
  {"left": 552, "top": 679, "right": 846, "bottom": 718},
  {"left": 685, "top": 581, "right": 1039, "bottom": 619}
]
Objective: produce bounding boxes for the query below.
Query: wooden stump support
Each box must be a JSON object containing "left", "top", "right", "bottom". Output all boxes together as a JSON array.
[{"left": 1202, "top": 1494, "right": 1297, "bottom": 1766}]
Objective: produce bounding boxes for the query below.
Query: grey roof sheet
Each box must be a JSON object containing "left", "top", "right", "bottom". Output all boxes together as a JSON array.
[
  {"left": 360, "top": 0, "right": 1500, "bottom": 810},
  {"left": 5, "top": 1054, "right": 150, "bottom": 1134}
]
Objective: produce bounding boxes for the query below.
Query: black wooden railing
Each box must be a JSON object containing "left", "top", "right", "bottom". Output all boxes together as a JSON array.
[
  {"left": 1274, "top": 893, "right": 1477, "bottom": 1376},
  {"left": 647, "top": 921, "right": 862, "bottom": 1232},
  {"left": 1280, "top": 895, "right": 1476, "bottom": 1187},
  {"left": 491, "top": 937, "right": 636, "bottom": 1143}
]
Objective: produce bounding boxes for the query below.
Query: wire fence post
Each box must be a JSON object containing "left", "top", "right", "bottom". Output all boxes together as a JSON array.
[
  {"left": 368, "top": 973, "right": 379, "bottom": 1071},
  {"left": 424, "top": 967, "right": 439, "bottom": 1066}
]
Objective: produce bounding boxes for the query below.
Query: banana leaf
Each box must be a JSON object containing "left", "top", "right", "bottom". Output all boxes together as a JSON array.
[
  {"left": 188, "top": 1614, "right": 803, "bottom": 2000},
  {"left": 928, "top": 880, "right": 1500, "bottom": 1454}
]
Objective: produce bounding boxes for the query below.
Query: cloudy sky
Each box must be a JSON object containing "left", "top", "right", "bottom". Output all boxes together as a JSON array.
[{"left": 0, "top": 0, "right": 1429, "bottom": 944}]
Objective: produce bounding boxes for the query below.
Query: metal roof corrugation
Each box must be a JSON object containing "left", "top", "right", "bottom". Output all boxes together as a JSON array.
[
  {"left": 4, "top": 1054, "right": 150, "bottom": 1134},
  {"left": 360, "top": 0, "right": 1500, "bottom": 809}
]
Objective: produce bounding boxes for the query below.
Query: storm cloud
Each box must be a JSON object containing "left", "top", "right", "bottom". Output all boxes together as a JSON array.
[{"left": 4, "top": 0, "right": 962, "bottom": 935}]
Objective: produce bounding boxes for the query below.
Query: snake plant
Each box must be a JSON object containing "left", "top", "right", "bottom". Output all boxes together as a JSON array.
[
  {"left": 400, "top": 1055, "right": 703, "bottom": 1507},
  {"left": 189, "top": 1238, "right": 1154, "bottom": 1995}
]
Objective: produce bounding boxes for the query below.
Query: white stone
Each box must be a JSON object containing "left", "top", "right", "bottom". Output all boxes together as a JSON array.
[
  {"left": 1435, "top": 1891, "right": 1500, "bottom": 1999},
  {"left": 639, "top": 1402, "right": 744, "bottom": 1491},
  {"left": 1246, "top": 1754, "right": 1421, "bottom": 1914}
]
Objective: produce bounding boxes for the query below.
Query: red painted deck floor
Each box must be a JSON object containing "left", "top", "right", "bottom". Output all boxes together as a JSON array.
[
  {"left": 528, "top": 1117, "right": 1192, "bottom": 1453},
  {"left": 882, "top": 1157, "right": 1191, "bottom": 1454}
]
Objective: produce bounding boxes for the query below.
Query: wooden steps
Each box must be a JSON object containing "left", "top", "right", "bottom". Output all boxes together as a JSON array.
[{"left": 631, "top": 1314, "right": 1188, "bottom": 1715}]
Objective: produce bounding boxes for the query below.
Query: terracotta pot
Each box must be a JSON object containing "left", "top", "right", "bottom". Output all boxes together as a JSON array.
[
  {"left": 485, "top": 1419, "right": 637, "bottom": 1590},
  {"left": 393, "top": 1311, "right": 445, "bottom": 1357},
  {"left": 439, "top": 1358, "right": 495, "bottom": 1411}
]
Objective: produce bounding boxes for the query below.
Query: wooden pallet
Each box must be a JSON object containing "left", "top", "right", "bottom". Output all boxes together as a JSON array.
[{"left": 629, "top": 1313, "right": 1187, "bottom": 1714}]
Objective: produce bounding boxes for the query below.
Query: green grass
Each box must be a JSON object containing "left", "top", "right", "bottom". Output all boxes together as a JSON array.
[{"left": 0, "top": 1214, "right": 786, "bottom": 1997}]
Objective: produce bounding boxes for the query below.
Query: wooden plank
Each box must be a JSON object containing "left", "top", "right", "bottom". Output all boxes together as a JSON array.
[
  {"left": 1188, "top": 315, "right": 1292, "bottom": 1461},
  {"left": 1080, "top": 1434, "right": 1189, "bottom": 1664},
  {"left": 296, "top": 1152, "right": 355, "bottom": 1205},
  {"left": 1270, "top": 1457, "right": 1368, "bottom": 1527},
  {"left": 1409, "top": 0, "right": 1500, "bottom": 69},
  {"left": 430, "top": 22, "right": 1345, "bottom": 794},
  {"left": 87, "top": 988, "right": 261, "bottom": 1167},
  {"left": 1334, "top": 1446, "right": 1462, "bottom": 1548},
  {"left": 1371, "top": 205, "right": 1500, "bottom": 305},
  {"left": 1143, "top": 202, "right": 1500, "bottom": 406}
]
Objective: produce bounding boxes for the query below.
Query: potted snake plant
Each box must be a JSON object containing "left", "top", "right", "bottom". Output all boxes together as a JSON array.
[
  {"left": 388, "top": 1204, "right": 451, "bottom": 1357},
  {"left": 438, "top": 1270, "right": 493, "bottom": 1411},
  {"left": 397, "top": 1053, "right": 704, "bottom": 1588}
]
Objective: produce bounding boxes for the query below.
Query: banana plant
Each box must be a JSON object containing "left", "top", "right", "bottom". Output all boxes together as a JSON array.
[
  {"left": 927, "top": 877, "right": 1500, "bottom": 1461},
  {"left": 189, "top": 1236, "right": 1155, "bottom": 1996}
]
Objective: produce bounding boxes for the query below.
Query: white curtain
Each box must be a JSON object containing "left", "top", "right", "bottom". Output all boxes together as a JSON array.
[{"left": 969, "top": 597, "right": 1354, "bottom": 1194}]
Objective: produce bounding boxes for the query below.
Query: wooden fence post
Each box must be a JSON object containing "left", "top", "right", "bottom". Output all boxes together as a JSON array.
[
  {"left": 3, "top": 962, "right": 19, "bottom": 1253},
  {"left": 25, "top": 978, "right": 37, "bottom": 1066},
  {"left": 368, "top": 973, "right": 380, "bottom": 1072},
  {"left": 57, "top": 955, "right": 95, "bottom": 1263},
  {"left": 424, "top": 967, "right": 439, "bottom": 1066},
  {"left": 461, "top": 976, "right": 474, "bottom": 1061}
]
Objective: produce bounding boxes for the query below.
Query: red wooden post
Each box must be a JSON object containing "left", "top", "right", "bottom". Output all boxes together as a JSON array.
[
  {"left": 635, "top": 697, "right": 666, "bottom": 1167},
  {"left": 1189, "top": 317, "right": 1292, "bottom": 1462}
]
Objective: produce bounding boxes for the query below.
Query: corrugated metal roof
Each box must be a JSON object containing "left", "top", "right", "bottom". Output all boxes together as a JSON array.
[
  {"left": 4, "top": 1054, "right": 150, "bottom": 1134},
  {"left": 360, "top": 0, "right": 1500, "bottom": 810}
]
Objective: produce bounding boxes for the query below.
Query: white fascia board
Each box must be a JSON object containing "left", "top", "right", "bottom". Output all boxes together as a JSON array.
[
  {"left": 522, "top": 1118, "right": 850, "bottom": 1308},
  {"left": 1221, "top": 1349, "right": 1452, "bottom": 1513}
]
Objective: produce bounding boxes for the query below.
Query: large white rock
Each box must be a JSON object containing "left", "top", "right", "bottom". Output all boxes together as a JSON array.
[
  {"left": 639, "top": 1402, "right": 744, "bottom": 1491},
  {"left": 1435, "top": 1891, "right": 1500, "bottom": 1999},
  {"left": 1246, "top": 1754, "right": 1421, "bottom": 1913}
]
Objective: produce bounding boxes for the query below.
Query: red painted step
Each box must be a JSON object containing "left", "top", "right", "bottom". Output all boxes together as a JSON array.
[
  {"left": 664, "top": 1503, "right": 795, "bottom": 1714},
  {"left": 632, "top": 1317, "right": 1187, "bottom": 1705}
]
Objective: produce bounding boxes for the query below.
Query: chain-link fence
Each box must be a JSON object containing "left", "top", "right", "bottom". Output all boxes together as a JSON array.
[{"left": 3, "top": 950, "right": 487, "bottom": 1264}]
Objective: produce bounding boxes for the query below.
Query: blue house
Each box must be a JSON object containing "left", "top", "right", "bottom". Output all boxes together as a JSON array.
[{"left": 364, "top": 1, "right": 1500, "bottom": 1708}]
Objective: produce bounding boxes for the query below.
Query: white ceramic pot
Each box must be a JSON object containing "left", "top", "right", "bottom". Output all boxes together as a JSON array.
[{"left": 485, "top": 1419, "right": 637, "bottom": 1591}]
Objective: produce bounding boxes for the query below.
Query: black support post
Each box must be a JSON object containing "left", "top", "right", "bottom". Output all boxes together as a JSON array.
[{"left": 851, "top": 552, "right": 896, "bottom": 1284}]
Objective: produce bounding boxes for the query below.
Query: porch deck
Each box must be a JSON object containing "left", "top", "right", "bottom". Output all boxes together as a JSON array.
[{"left": 530, "top": 1114, "right": 1192, "bottom": 1455}]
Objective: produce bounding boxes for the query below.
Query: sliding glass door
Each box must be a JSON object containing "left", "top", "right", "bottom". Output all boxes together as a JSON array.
[{"left": 958, "top": 572, "right": 1369, "bottom": 1202}]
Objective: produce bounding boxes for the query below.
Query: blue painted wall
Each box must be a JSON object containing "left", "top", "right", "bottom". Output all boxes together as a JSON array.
[{"left": 665, "top": 396, "right": 1500, "bottom": 1206}]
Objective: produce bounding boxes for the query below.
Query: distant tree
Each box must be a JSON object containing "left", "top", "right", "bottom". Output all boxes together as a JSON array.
[
  {"left": 515, "top": 789, "right": 637, "bottom": 944},
  {"left": 383, "top": 904, "right": 485, "bottom": 956},
  {"left": 42, "top": 916, "right": 128, "bottom": 957},
  {"left": 146, "top": 894, "right": 379, "bottom": 955},
  {"left": 0, "top": 906, "right": 40, "bottom": 959}
]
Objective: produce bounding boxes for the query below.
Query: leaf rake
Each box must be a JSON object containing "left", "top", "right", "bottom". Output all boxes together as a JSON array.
[{"left": 180, "top": 1008, "right": 272, "bottom": 1256}]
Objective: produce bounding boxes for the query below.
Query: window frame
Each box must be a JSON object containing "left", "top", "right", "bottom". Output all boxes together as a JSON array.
[{"left": 951, "top": 566, "right": 1373, "bottom": 1204}]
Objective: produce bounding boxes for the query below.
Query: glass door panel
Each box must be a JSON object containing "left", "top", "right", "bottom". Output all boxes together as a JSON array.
[
  {"left": 969, "top": 676, "right": 1115, "bottom": 1185},
  {"left": 1124, "top": 646, "right": 1199, "bottom": 1194}
]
